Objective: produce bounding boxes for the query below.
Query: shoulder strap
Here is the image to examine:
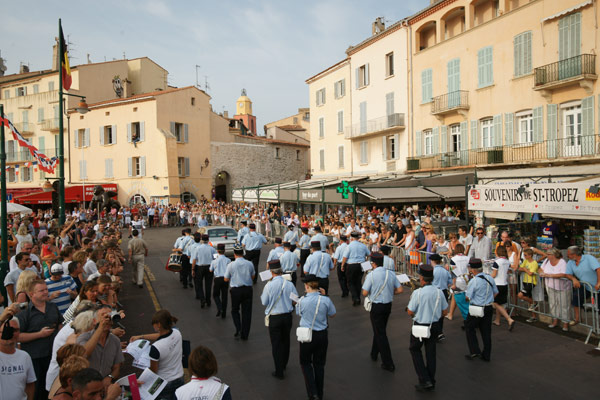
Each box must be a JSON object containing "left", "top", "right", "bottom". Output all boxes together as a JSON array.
[
  {"left": 477, "top": 275, "right": 492, "bottom": 300},
  {"left": 212, "top": 382, "right": 226, "bottom": 400},
  {"left": 430, "top": 290, "right": 441, "bottom": 327},
  {"left": 309, "top": 295, "right": 322, "bottom": 330},
  {"left": 372, "top": 269, "right": 389, "bottom": 301}
]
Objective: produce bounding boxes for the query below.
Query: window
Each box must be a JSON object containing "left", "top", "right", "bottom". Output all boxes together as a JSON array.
[
  {"left": 477, "top": 46, "right": 493, "bottom": 88},
  {"left": 481, "top": 118, "right": 493, "bottom": 148},
  {"left": 356, "top": 64, "right": 370, "bottom": 88},
  {"left": 421, "top": 69, "right": 432, "bottom": 103},
  {"left": 79, "top": 160, "right": 87, "bottom": 180},
  {"left": 37, "top": 108, "right": 44, "bottom": 122},
  {"left": 319, "top": 149, "right": 325, "bottom": 171},
  {"left": 384, "top": 134, "right": 399, "bottom": 160},
  {"left": 316, "top": 88, "right": 326, "bottom": 106},
  {"left": 170, "top": 122, "right": 188, "bottom": 143},
  {"left": 3, "top": 89, "right": 10, "bottom": 99},
  {"left": 516, "top": 111, "right": 533, "bottom": 143},
  {"left": 191, "top": 97, "right": 195, "bottom": 106},
  {"left": 33, "top": 84, "right": 39, "bottom": 94},
  {"left": 385, "top": 52, "right": 394, "bottom": 77},
  {"left": 450, "top": 124, "right": 461, "bottom": 152},
  {"left": 129, "top": 156, "right": 146, "bottom": 177},
  {"left": 48, "top": 81, "right": 55, "bottom": 91},
  {"left": 293, "top": 117, "right": 298, "bottom": 124},
  {"left": 104, "top": 159, "right": 114, "bottom": 178},
  {"left": 21, "top": 166, "right": 32, "bottom": 182},
  {"left": 16, "top": 86, "right": 26, "bottom": 97},
  {"left": 178, "top": 157, "right": 190, "bottom": 176},
  {"left": 424, "top": 130, "right": 433, "bottom": 155},
  {"left": 360, "top": 141, "right": 368, "bottom": 164},
  {"left": 559, "top": 13, "right": 581, "bottom": 61},
  {"left": 337, "top": 111, "right": 344, "bottom": 133},
  {"left": 338, "top": 145, "right": 344, "bottom": 168},
  {"left": 275, "top": 147, "right": 281, "bottom": 159},
  {"left": 7, "top": 167, "right": 16, "bottom": 183},
  {"left": 514, "top": 31, "right": 532, "bottom": 77},
  {"left": 562, "top": 104, "right": 582, "bottom": 146},
  {"left": 334, "top": 79, "right": 346, "bottom": 99},
  {"left": 101, "top": 125, "right": 116, "bottom": 145},
  {"left": 75, "top": 128, "right": 89, "bottom": 148},
  {"left": 130, "top": 121, "right": 143, "bottom": 142},
  {"left": 303, "top": 112, "right": 310, "bottom": 121},
  {"left": 318, "top": 117, "right": 324, "bottom": 138},
  {"left": 296, "top": 150, "right": 300, "bottom": 160}
]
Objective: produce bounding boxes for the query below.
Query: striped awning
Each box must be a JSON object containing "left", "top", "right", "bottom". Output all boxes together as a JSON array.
[{"left": 541, "top": 0, "right": 592, "bottom": 23}]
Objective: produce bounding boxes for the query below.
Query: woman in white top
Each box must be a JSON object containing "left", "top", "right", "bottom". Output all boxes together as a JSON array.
[
  {"left": 539, "top": 248, "right": 571, "bottom": 331},
  {"left": 491, "top": 246, "right": 515, "bottom": 330},
  {"left": 404, "top": 224, "right": 416, "bottom": 250},
  {"left": 130, "top": 309, "right": 184, "bottom": 400},
  {"left": 175, "top": 345, "right": 231, "bottom": 400},
  {"left": 15, "top": 223, "right": 32, "bottom": 253}
]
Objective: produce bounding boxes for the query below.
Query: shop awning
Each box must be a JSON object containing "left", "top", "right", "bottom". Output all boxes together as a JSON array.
[
  {"left": 428, "top": 186, "right": 466, "bottom": 201},
  {"left": 477, "top": 164, "right": 600, "bottom": 184},
  {"left": 14, "top": 184, "right": 117, "bottom": 205},
  {"left": 358, "top": 187, "right": 440, "bottom": 203}
]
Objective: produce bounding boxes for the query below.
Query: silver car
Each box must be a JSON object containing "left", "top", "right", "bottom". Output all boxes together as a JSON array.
[{"left": 198, "top": 226, "right": 238, "bottom": 259}]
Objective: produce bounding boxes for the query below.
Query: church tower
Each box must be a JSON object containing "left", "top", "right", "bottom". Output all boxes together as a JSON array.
[{"left": 233, "top": 88, "right": 257, "bottom": 135}]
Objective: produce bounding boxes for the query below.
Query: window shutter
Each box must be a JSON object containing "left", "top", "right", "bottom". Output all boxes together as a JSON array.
[
  {"left": 112, "top": 125, "right": 117, "bottom": 144},
  {"left": 487, "top": 47, "right": 493, "bottom": 86},
  {"left": 432, "top": 127, "right": 439, "bottom": 154},
  {"left": 74, "top": 130, "right": 79, "bottom": 148},
  {"left": 185, "top": 157, "right": 190, "bottom": 176},
  {"left": 337, "top": 111, "right": 343, "bottom": 133},
  {"left": 140, "top": 121, "right": 145, "bottom": 141},
  {"left": 393, "top": 133, "right": 399, "bottom": 159},
  {"left": 514, "top": 34, "right": 522, "bottom": 77},
  {"left": 105, "top": 159, "right": 110, "bottom": 178},
  {"left": 386, "top": 92, "right": 394, "bottom": 116},
  {"left": 505, "top": 113, "right": 514, "bottom": 146},
  {"left": 84, "top": 128, "right": 90, "bottom": 147},
  {"left": 460, "top": 121, "right": 468, "bottom": 163},
  {"left": 382, "top": 136, "right": 387, "bottom": 160},
  {"left": 140, "top": 156, "right": 146, "bottom": 176},
  {"left": 441, "top": 125, "right": 448, "bottom": 153},
  {"left": 338, "top": 146, "right": 344, "bottom": 168},
  {"left": 54, "top": 106, "right": 59, "bottom": 119},
  {"left": 170, "top": 121, "right": 176, "bottom": 138},
  {"left": 319, "top": 118, "right": 324, "bottom": 138},
  {"left": 128, "top": 157, "right": 132, "bottom": 177},
  {"left": 99, "top": 126, "right": 104, "bottom": 145},
  {"left": 355, "top": 68, "right": 359, "bottom": 89},
  {"left": 37, "top": 108, "right": 44, "bottom": 122},
  {"left": 319, "top": 149, "right": 325, "bottom": 170},
  {"left": 572, "top": 13, "right": 581, "bottom": 58},
  {"left": 547, "top": 104, "right": 557, "bottom": 158},
  {"left": 470, "top": 120, "right": 478, "bottom": 149},
  {"left": 322, "top": 88, "right": 326, "bottom": 104},
  {"left": 478, "top": 48, "right": 485, "bottom": 88},
  {"left": 582, "top": 95, "right": 594, "bottom": 155},
  {"left": 184, "top": 123, "right": 189, "bottom": 143},
  {"left": 360, "top": 102, "right": 367, "bottom": 133},
  {"left": 365, "top": 63, "right": 370, "bottom": 86},
  {"left": 558, "top": 17, "right": 567, "bottom": 61},
  {"left": 334, "top": 82, "right": 338, "bottom": 99},
  {"left": 341, "top": 79, "right": 345, "bottom": 96},
  {"left": 39, "top": 137, "right": 45, "bottom": 153},
  {"left": 127, "top": 123, "right": 132, "bottom": 142},
  {"left": 493, "top": 114, "right": 502, "bottom": 146},
  {"left": 533, "top": 106, "right": 543, "bottom": 143},
  {"left": 524, "top": 32, "right": 532, "bottom": 74},
  {"left": 415, "top": 130, "right": 422, "bottom": 157}
]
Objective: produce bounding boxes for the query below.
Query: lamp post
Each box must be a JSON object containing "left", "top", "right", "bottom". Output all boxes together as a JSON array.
[{"left": 0, "top": 104, "right": 8, "bottom": 305}]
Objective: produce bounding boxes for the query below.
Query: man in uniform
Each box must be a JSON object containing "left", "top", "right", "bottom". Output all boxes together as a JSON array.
[
  {"left": 380, "top": 245, "right": 395, "bottom": 271},
  {"left": 283, "top": 225, "right": 299, "bottom": 252},
  {"left": 173, "top": 228, "right": 194, "bottom": 289},
  {"left": 430, "top": 253, "right": 452, "bottom": 342},
  {"left": 362, "top": 252, "right": 403, "bottom": 372},
  {"left": 191, "top": 234, "right": 217, "bottom": 308},
  {"left": 464, "top": 258, "right": 498, "bottom": 362},
  {"left": 224, "top": 246, "right": 255, "bottom": 340},
  {"left": 311, "top": 226, "right": 329, "bottom": 254},
  {"left": 303, "top": 241, "right": 335, "bottom": 295},
  {"left": 298, "top": 227, "right": 311, "bottom": 277},
  {"left": 237, "top": 220, "right": 249, "bottom": 244},
  {"left": 127, "top": 229, "right": 148, "bottom": 288},
  {"left": 332, "top": 235, "right": 349, "bottom": 297},
  {"left": 267, "top": 238, "right": 285, "bottom": 262},
  {"left": 407, "top": 264, "right": 448, "bottom": 392},
  {"left": 341, "top": 232, "right": 371, "bottom": 306},
  {"left": 261, "top": 260, "right": 298, "bottom": 379},
  {"left": 210, "top": 243, "right": 231, "bottom": 319},
  {"left": 242, "top": 223, "right": 267, "bottom": 284},
  {"left": 279, "top": 241, "right": 300, "bottom": 286}
]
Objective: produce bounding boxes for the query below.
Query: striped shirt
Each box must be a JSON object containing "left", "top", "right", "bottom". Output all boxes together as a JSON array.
[{"left": 45, "top": 276, "right": 77, "bottom": 315}]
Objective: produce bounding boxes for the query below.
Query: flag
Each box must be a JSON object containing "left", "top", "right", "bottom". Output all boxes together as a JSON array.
[
  {"left": 59, "top": 24, "right": 72, "bottom": 91},
  {"left": 33, "top": 161, "right": 38, "bottom": 172},
  {"left": 15, "top": 165, "right": 19, "bottom": 175}
]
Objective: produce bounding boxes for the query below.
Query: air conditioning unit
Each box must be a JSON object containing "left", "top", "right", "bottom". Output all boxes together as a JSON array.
[
  {"left": 407, "top": 159, "right": 420, "bottom": 171},
  {"left": 487, "top": 149, "right": 504, "bottom": 164}
]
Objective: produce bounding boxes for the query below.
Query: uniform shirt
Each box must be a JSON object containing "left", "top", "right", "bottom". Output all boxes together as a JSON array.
[
  {"left": 45, "top": 276, "right": 77, "bottom": 315},
  {"left": 332, "top": 242, "right": 348, "bottom": 263},
  {"left": 492, "top": 258, "right": 511, "bottom": 286},
  {"left": 283, "top": 230, "right": 299, "bottom": 245},
  {"left": 242, "top": 231, "right": 267, "bottom": 250},
  {"left": 342, "top": 240, "right": 370, "bottom": 263},
  {"left": 224, "top": 258, "right": 254, "bottom": 287},
  {"left": 383, "top": 255, "right": 395, "bottom": 271},
  {"left": 210, "top": 254, "right": 231, "bottom": 277},
  {"left": 279, "top": 250, "right": 299, "bottom": 272},
  {"left": 466, "top": 272, "right": 498, "bottom": 306},
  {"left": 180, "top": 235, "right": 195, "bottom": 257},
  {"left": 237, "top": 226, "right": 250, "bottom": 243},
  {"left": 432, "top": 265, "right": 452, "bottom": 291},
  {"left": 296, "top": 292, "right": 336, "bottom": 331},
  {"left": 311, "top": 233, "right": 329, "bottom": 253},
  {"left": 298, "top": 234, "right": 311, "bottom": 250},
  {"left": 175, "top": 377, "right": 231, "bottom": 400},
  {"left": 407, "top": 285, "right": 448, "bottom": 324},
  {"left": 362, "top": 267, "right": 400, "bottom": 304},
  {"left": 190, "top": 243, "right": 216, "bottom": 266},
  {"left": 303, "top": 251, "right": 334, "bottom": 278},
  {"left": 267, "top": 246, "right": 285, "bottom": 262},
  {"left": 450, "top": 255, "right": 471, "bottom": 291},
  {"left": 149, "top": 328, "right": 183, "bottom": 382},
  {"left": 261, "top": 276, "right": 298, "bottom": 315},
  {"left": 0, "top": 349, "right": 36, "bottom": 400},
  {"left": 566, "top": 255, "right": 599, "bottom": 286}
]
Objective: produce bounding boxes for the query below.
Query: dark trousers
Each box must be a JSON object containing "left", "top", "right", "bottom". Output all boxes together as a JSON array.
[
  {"left": 290, "top": 244, "right": 297, "bottom": 252},
  {"left": 336, "top": 262, "right": 348, "bottom": 296},
  {"left": 194, "top": 265, "right": 213, "bottom": 303},
  {"left": 370, "top": 302, "right": 394, "bottom": 367},
  {"left": 245, "top": 250, "right": 261, "bottom": 283},
  {"left": 32, "top": 355, "right": 51, "bottom": 400},
  {"left": 438, "top": 289, "right": 449, "bottom": 333},
  {"left": 181, "top": 254, "right": 191, "bottom": 287},
  {"left": 231, "top": 286, "right": 253, "bottom": 339},
  {"left": 300, "top": 329, "right": 328, "bottom": 399},
  {"left": 347, "top": 263, "right": 364, "bottom": 302},
  {"left": 156, "top": 376, "right": 184, "bottom": 400},
  {"left": 284, "top": 271, "right": 297, "bottom": 286},
  {"left": 213, "top": 277, "right": 229, "bottom": 315},
  {"left": 268, "top": 312, "right": 293, "bottom": 375},
  {"left": 300, "top": 249, "right": 310, "bottom": 277},
  {"left": 465, "top": 305, "right": 493, "bottom": 360},
  {"left": 318, "top": 277, "right": 330, "bottom": 296},
  {"left": 409, "top": 322, "right": 441, "bottom": 384}
]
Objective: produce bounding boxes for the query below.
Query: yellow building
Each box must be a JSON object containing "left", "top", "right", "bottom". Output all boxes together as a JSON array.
[
  {"left": 408, "top": 0, "right": 600, "bottom": 175},
  {"left": 264, "top": 107, "right": 311, "bottom": 140}
]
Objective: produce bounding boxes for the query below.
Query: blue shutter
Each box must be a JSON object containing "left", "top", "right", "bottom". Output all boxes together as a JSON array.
[
  {"left": 582, "top": 96, "right": 595, "bottom": 156},
  {"left": 547, "top": 104, "right": 557, "bottom": 158},
  {"left": 432, "top": 127, "right": 439, "bottom": 155},
  {"left": 533, "top": 106, "right": 543, "bottom": 143},
  {"left": 415, "top": 130, "right": 422, "bottom": 157},
  {"left": 421, "top": 69, "right": 432, "bottom": 103},
  {"left": 441, "top": 125, "right": 448, "bottom": 153},
  {"left": 37, "top": 108, "right": 44, "bottom": 122},
  {"left": 493, "top": 114, "right": 502, "bottom": 146},
  {"left": 460, "top": 122, "right": 468, "bottom": 164},
  {"left": 470, "top": 120, "right": 478, "bottom": 149},
  {"left": 478, "top": 49, "right": 485, "bottom": 88},
  {"left": 505, "top": 113, "right": 514, "bottom": 146}
]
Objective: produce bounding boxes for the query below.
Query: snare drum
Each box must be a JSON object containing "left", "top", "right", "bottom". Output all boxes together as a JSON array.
[{"left": 167, "top": 252, "right": 183, "bottom": 272}]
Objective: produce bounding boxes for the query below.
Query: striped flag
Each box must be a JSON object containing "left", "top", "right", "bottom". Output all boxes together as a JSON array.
[{"left": 59, "top": 25, "right": 72, "bottom": 91}]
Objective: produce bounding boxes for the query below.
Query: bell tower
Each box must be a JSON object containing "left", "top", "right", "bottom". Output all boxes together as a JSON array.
[{"left": 233, "top": 88, "right": 257, "bottom": 135}]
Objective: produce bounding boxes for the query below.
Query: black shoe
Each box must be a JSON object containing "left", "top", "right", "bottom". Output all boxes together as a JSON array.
[
  {"left": 221, "top": 313, "right": 227, "bottom": 319},
  {"left": 370, "top": 354, "right": 378, "bottom": 362},
  {"left": 206, "top": 302, "right": 211, "bottom": 307},
  {"left": 381, "top": 364, "right": 395, "bottom": 372},
  {"left": 182, "top": 285, "right": 188, "bottom": 289},
  {"left": 415, "top": 382, "right": 435, "bottom": 392},
  {"left": 341, "top": 293, "right": 348, "bottom": 298},
  {"left": 189, "top": 283, "right": 193, "bottom": 288},
  {"left": 234, "top": 331, "right": 240, "bottom": 338},
  {"left": 201, "top": 302, "right": 206, "bottom": 309},
  {"left": 309, "top": 396, "right": 320, "bottom": 400},
  {"left": 216, "top": 310, "right": 221, "bottom": 317},
  {"left": 271, "top": 371, "right": 284, "bottom": 380},
  {"left": 241, "top": 336, "right": 248, "bottom": 341},
  {"left": 138, "top": 285, "right": 143, "bottom": 289},
  {"left": 196, "top": 297, "right": 201, "bottom": 300},
  {"left": 465, "top": 353, "right": 482, "bottom": 361}
]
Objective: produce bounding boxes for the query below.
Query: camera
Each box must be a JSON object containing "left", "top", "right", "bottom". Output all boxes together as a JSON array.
[
  {"left": 109, "top": 310, "right": 122, "bottom": 323},
  {"left": 18, "top": 302, "right": 28, "bottom": 310}
]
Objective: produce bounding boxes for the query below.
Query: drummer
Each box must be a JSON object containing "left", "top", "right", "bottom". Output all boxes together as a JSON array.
[{"left": 173, "top": 228, "right": 194, "bottom": 289}]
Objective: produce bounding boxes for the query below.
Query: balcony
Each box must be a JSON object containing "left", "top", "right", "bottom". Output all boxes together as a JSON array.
[
  {"left": 39, "top": 118, "right": 60, "bottom": 132},
  {"left": 431, "top": 90, "right": 469, "bottom": 120},
  {"left": 534, "top": 54, "right": 597, "bottom": 100},
  {"left": 13, "top": 122, "right": 34, "bottom": 136},
  {"left": 407, "top": 136, "right": 599, "bottom": 171},
  {"left": 6, "top": 148, "right": 58, "bottom": 163},
  {"left": 344, "top": 113, "right": 405, "bottom": 140}
]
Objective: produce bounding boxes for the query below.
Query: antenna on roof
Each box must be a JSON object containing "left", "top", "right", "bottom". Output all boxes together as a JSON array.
[
  {"left": 204, "top": 75, "right": 210, "bottom": 93},
  {"left": 87, "top": 54, "right": 92, "bottom": 64},
  {"left": 195, "top": 65, "right": 201, "bottom": 89},
  {"left": 123, "top": 51, "right": 126, "bottom": 60}
]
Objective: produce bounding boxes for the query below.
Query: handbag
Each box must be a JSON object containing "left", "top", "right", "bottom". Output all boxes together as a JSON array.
[
  {"left": 411, "top": 289, "right": 441, "bottom": 341},
  {"left": 296, "top": 295, "right": 322, "bottom": 343},
  {"left": 468, "top": 275, "right": 492, "bottom": 317},
  {"left": 364, "top": 269, "right": 389, "bottom": 312},
  {"left": 265, "top": 280, "right": 286, "bottom": 327}
]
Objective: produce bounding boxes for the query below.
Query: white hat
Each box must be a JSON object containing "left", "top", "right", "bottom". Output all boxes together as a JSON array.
[{"left": 51, "top": 263, "right": 64, "bottom": 275}]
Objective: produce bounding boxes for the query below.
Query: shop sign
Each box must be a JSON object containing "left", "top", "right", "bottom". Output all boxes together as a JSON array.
[{"left": 300, "top": 190, "right": 322, "bottom": 201}]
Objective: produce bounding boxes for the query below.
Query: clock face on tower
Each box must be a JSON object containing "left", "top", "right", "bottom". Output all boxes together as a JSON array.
[{"left": 239, "top": 103, "right": 244, "bottom": 108}]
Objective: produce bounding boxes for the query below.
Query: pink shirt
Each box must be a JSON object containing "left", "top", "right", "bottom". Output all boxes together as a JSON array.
[{"left": 541, "top": 258, "right": 571, "bottom": 290}]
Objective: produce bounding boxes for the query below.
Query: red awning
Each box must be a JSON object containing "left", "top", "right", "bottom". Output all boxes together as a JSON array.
[{"left": 14, "top": 184, "right": 118, "bottom": 205}]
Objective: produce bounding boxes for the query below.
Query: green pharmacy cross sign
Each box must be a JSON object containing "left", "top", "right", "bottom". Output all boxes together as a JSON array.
[{"left": 336, "top": 180, "right": 355, "bottom": 199}]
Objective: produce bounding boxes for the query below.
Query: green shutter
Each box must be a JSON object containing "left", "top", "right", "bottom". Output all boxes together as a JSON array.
[
  {"left": 547, "top": 104, "right": 557, "bottom": 158},
  {"left": 559, "top": 13, "right": 581, "bottom": 60},
  {"left": 514, "top": 34, "right": 522, "bottom": 77},
  {"left": 470, "top": 120, "right": 478, "bottom": 149},
  {"left": 581, "top": 96, "right": 595, "bottom": 156},
  {"left": 533, "top": 106, "right": 543, "bottom": 143},
  {"left": 524, "top": 32, "right": 532, "bottom": 75},
  {"left": 37, "top": 108, "right": 44, "bottom": 122},
  {"left": 415, "top": 130, "right": 422, "bottom": 157},
  {"left": 493, "top": 114, "right": 502, "bottom": 147},
  {"left": 441, "top": 125, "right": 448, "bottom": 153},
  {"left": 460, "top": 121, "right": 468, "bottom": 164},
  {"left": 432, "top": 127, "right": 439, "bottom": 155},
  {"left": 422, "top": 69, "right": 432, "bottom": 103},
  {"left": 505, "top": 113, "right": 514, "bottom": 146}
]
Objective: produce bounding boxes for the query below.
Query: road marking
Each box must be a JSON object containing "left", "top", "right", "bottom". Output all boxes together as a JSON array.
[
  {"left": 144, "top": 265, "right": 156, "bottom": 281},
  {"left": 144, "top": 271, "right": 161, "bottom": 312}
]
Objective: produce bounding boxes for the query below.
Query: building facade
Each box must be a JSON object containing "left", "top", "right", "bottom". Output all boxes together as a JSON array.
[{"left": 264, "top": 107, "right": 311, "bottom": 140}]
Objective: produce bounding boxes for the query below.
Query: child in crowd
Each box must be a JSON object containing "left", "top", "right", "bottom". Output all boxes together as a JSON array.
[{"left": 518, "top": 248, "right": 539, "bottom": 323}]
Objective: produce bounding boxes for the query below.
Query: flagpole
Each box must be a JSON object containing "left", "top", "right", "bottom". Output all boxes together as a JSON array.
[
  {"left": 58, "top": 18, "right": 66, "bottom": 225},
  {"left": 0, "top": 104, "right": 8, "bottom": 306}
]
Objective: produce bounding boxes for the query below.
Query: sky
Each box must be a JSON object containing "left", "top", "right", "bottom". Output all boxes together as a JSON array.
[{"left": 1, "top": 0, "right": 425, "bottom": 129}]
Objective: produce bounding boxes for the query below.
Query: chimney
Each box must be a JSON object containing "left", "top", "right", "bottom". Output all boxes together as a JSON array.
[
  {"left": 223, "top": 110, "right": 229, "bottom": 118},
  {"left": 372, "top": 17, "right": 385, "bottom": 35},
  {"left": 52, "top": 41, "right": 59, "bottom": 71},
  {"left": 19, "top": 63, "right": 29, "bottom": 74}
]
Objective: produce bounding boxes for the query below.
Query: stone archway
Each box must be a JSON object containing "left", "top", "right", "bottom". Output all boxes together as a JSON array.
[{"left": 214, "top": 171, "right": 230, "bottom": 202}]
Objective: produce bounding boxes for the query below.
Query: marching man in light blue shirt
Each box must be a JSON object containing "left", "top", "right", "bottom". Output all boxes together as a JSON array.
[
  {"left": 303, "top": 241, "right": 335, "bottom": 295},
  {"left": 224, "top": 246, "right": 255, "bottom": 340},
  {"left": 267, "top": 238, "right": 285, "bottom": 262},
  {"left": 173, "top": 228, "right": 194, "bottom": 289},
  {"left": 261, "top": 259, "right": 298, "bottom": 379},
  {"left": 361, "top": 252, "right": 402, "bottom": 372},
  {"left": 210, "top": 243, "right": 231, "bottom": 319},
  {"left": 279, "top": 241, "right": 300, "bottom": 286},
  {"left": 298, "top": 227, "right": 312, "bottom": 277},
  {"left": 237, "top": 220, "right": 249, "bottom": 244},
  {"left": 380, "top": 245, "right": 396, "bottom": 271},
  {"left": 341, "top": 231, "right": 371, "bottom": 306},
  {"left": 430, "top": 253, "right": 452, "bottom": 342},
  {"left": 283, "top": 225, "right": 299, "bottom": 251},
  {"left": 332, "top": 235, "right": 349, "bottom": 297},
  {"left": 190, "top": 234, "right": 217, "bottom": 308},
  {"left": 311, "top": 226, "right": 330, "bottom": 254},
  {"left": 242, "top": 223, "right": 267, "bottom": 284}
]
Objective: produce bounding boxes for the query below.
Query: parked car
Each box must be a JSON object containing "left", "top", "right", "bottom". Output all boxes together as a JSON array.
[{"left": 198, "top": 226, "right": 238, "bottom": 259}]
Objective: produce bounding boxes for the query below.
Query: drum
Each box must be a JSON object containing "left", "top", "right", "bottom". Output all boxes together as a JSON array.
[{"left": 166, "top": 251, "right": 183, "bottom": 272}]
